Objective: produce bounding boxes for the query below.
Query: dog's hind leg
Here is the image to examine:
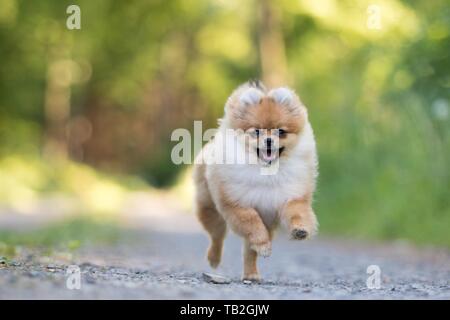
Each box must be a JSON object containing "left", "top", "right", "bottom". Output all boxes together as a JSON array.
[
  {"left": 197, "top": 205, "right": 227, "bottom": 268},
  {"left": 194, "top": 162, "right": 227, "bottom": 268}
]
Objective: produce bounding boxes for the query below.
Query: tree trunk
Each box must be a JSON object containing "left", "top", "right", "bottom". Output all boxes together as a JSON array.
[
  {"left": 258, "top": 0, "right": 290, "bottom": 87},
  {"left": 43, "top": 58, "right": 72, "bottom": 160}
]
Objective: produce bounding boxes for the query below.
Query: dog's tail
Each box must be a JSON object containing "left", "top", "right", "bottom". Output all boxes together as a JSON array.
[{"left": 247, "top": 79, "right": 267, "bottom": 92}]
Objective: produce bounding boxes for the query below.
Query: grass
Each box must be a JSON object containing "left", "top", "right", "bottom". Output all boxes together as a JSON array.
[{"left": 0, "top": 216, "right": 121, "bottom": 258}]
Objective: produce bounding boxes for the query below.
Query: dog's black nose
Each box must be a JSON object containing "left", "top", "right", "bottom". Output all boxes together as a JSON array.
[{"left": 265, "top": 138, "right": 273, "bottom": 148}]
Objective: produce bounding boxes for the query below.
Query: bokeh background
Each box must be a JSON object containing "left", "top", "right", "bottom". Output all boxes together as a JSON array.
[{"left": 0, "top": 0, "right": 449, "bottom": 254}]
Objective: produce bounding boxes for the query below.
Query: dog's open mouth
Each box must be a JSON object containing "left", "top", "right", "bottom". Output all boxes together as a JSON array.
[{"left": 256, "top": 147, "right": 285, "bottom": 164}]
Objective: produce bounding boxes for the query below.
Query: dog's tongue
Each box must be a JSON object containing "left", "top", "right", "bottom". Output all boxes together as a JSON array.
[{"left": 261, "top": 148, "right": 277, "bottom": 162}]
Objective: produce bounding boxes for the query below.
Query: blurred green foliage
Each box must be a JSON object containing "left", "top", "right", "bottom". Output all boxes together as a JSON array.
[
  {"left": 0, "top": 0, "right": 449, "bottom": 246},
  {"left": 0, "top": 154, "right": 147, "bottom": 214}
]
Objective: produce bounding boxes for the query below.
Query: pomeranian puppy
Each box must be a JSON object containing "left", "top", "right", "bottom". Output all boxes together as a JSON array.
[{"left": 193, "top": 80, "right": 318, "bottom": 281}]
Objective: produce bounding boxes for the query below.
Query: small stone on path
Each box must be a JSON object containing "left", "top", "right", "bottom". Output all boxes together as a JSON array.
[{"left": 202, "top": 272, "right": 231, "bottom": 284}]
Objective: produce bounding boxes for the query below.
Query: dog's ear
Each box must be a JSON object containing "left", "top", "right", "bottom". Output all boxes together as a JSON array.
[
  {"left": 269, "top": 87, "right": 293, "bottom": 105},
  {"left": 268, "top": 87, "right": 304, "bottom": 115},
  {"left": 224, "top": 83, "right": 265, "bottom": 120},
  {"left": 239, "top": 87, "right": 263, "bottom": 107}
]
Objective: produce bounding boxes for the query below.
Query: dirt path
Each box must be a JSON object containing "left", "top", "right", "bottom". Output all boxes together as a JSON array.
[{"left": 1, "top": 207, "right": 449, "bottom": 299}]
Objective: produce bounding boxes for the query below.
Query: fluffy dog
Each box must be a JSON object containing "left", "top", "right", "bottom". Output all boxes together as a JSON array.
[{"left": 193, "top": 80, "right": 318, "bottom": 281}]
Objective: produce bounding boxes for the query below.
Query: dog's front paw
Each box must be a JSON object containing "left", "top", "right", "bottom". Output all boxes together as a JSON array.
[
  {"left": 290, "top": 217, "right": 318, "bottom": 240},
  {"left": 291, "top": 228, "right": 309, "bottom": 240},
  {"left": 242, "top": 273, "right": 261, "bottom": 283},
  {"left": 250, "top": 241, "right": 272, "bottom": 257}
]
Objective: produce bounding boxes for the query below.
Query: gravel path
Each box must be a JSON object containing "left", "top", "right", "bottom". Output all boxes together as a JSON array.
[{"left": 0, "top": 209, "right": 449, "bottom": 299}]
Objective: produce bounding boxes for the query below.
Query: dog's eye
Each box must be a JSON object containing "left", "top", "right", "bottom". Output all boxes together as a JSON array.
[{"left": 277, "top": 129, "right": 287, "bottom": 137}]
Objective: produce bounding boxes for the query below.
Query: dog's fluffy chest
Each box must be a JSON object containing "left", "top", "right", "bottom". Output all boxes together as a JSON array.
[{"left": 219, "top": 158, "right": 311, "bottom": 225}]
